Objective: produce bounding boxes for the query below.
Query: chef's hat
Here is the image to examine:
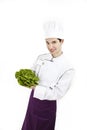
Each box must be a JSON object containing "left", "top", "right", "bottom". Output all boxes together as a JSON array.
[{"left": 43, "top": 20, "right": 64, "bottom": 39}]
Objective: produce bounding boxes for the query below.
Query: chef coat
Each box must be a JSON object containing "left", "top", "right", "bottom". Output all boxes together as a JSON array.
[{"left": 31, "top": 53, "right": 75, "bottom": 100}]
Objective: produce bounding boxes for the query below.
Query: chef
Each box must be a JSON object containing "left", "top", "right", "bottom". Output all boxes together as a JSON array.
[{"left": 22, "top": 20, "right": 75, "bottom": 130}]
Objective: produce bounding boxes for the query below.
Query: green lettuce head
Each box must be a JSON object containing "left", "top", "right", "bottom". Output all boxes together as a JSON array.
[{"left": 15, "top": 69, "right": 39, "bottom": 88}]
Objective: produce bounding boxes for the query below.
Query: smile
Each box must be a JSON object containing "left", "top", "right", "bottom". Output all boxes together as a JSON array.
[{"left": 50, "top": 49, "right": 56, "bottom": 52}]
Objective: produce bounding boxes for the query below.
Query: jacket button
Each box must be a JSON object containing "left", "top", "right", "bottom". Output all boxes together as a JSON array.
[{"left": 42, "top": 62, "right": 44, "bottom": 65}]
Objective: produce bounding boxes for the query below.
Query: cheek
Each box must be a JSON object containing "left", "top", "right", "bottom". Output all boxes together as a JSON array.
[
  {"left": 53, "top": 45, "right": 58, "bottom": 49},
  {"left": 53, "top": 46, "right": 57, "bottom": 49},
  {"left": 46, "top": 45, "right": 49, "bottom": 49}
]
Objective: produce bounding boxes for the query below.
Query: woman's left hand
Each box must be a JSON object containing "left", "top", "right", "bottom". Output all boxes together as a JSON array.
[{"left": 30, "top": 86, "right": 35, "bottom": 90}]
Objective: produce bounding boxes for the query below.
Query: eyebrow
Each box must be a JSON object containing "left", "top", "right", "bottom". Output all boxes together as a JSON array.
[{"left": 46, "top": 40, "right": 56, "bottom": 44}]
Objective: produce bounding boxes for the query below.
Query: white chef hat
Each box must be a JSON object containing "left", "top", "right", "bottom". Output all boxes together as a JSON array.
[{"left": 43, "top": 20, "right": 64, "bottom": 39}]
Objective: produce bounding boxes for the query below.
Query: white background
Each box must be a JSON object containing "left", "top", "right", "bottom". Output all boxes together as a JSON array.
[{"left": 0, "top": 0, "right": 87, "bottom": 130}]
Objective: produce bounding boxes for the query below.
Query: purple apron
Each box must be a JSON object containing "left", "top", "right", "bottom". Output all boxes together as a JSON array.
[{"left": 21, "top": 90, "right": 57, "bottom": 130}]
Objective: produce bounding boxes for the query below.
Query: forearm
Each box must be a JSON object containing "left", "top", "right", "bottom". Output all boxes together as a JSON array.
[{"left": 33, "top": 69, "right": 75, "bottom": 100}]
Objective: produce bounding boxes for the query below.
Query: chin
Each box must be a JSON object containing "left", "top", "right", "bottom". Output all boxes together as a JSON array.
[
  {"left": 51, "top": 51, "right": 56, "bottom": 54},
  {"left": 50, "top": 52, "right": 54, "bottom": 55}
]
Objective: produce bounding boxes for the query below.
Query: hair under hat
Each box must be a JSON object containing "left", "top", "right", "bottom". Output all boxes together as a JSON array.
[{"left": 43, "top": 20, "right": 64, "bottom": 39}]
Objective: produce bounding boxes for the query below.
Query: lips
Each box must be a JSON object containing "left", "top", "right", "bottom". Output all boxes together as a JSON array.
[{"left": 50, "top": 49, "right": 56, "bottom": 53}]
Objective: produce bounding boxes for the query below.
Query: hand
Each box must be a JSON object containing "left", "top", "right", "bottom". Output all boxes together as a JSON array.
[{"left": 30, "top": 86, "right": 35, "bottom": 90}]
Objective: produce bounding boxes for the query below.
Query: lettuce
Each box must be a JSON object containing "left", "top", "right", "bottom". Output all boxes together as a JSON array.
[{"left": 15, "top": 69, "right": 39, "bottom": 88}]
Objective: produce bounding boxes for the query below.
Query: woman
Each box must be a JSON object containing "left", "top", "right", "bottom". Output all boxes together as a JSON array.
[{"left": 21, "top": 21, "right": 75, "bottom": 130}]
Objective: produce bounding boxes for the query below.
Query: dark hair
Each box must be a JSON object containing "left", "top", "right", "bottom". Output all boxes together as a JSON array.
[{"left": 57, "top": 38, "right": 62, "bottom": 42}]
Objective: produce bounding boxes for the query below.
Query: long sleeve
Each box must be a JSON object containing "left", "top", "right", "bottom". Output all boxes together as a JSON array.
[
  {"left": 33, "top": 69, "right": 75, "bottom": 100},
  {"left": 31, "top": 56, "right": 39, "bottom": 72}
]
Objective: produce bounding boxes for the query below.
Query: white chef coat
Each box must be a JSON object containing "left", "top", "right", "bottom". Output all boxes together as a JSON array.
[{"left": 31, "top": 53, "right": 75, "bottom": 100}]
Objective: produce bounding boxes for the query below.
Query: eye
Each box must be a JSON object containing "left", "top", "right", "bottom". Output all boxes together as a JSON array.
[
  {"left": 52, "top": 41, "right": 56, "bottom": 44},
  {"left": 46, "top": 41, "right": 49, "bottom": 45}
]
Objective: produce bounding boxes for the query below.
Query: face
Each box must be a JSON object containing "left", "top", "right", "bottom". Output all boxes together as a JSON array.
[{"left": 46, "top": 38, "right": 64, "bottom": 57}]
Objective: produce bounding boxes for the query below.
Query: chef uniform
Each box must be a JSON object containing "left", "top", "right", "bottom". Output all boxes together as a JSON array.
[{"left": 21, "top": 21, "right": 75, "bottom": 130}]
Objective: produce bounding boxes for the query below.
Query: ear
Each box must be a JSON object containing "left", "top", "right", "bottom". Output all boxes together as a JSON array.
[{"left": 61, "top": 39, "right": 64, "bottom": 44}]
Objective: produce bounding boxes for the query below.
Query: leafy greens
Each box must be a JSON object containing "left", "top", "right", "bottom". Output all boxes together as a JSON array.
[{"left": 15, "top": 69, "right": 39, "bottom": 88}]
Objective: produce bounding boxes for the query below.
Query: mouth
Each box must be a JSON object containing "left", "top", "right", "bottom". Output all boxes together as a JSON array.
[{"left": 50, "top": 49, "right": 56, "bottom": 53}]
